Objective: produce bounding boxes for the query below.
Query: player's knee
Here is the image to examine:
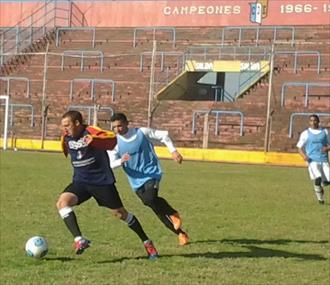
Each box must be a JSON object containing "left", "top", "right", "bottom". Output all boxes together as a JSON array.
[
  {"left": 110, "top": 210, "right": 122, "bottom": 219},
  {"left": 56, "top": 196, "right": 67, "bottom": 210},
  {"left": 141, "top": 196, "right": 157, "bottom": 208},
  {"left": 314, "top": 177, "right": 322, "bottom": 186},
  {"left": 56, "top": 193, "right": 77, "bottom": 210},
  {"left": 110, "top": 207, "right": 127, "bottom": 220}
]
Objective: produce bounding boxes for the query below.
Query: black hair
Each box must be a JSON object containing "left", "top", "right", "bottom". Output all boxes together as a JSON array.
[
  {"left": 110, "top": 112, "right": 128, "bottom": 122},
  {"left": 309, "top": 114, "right": 320, "bottom": 123},
  {"left": 62, "top": 110, "right": 83, "bottom": 124}
]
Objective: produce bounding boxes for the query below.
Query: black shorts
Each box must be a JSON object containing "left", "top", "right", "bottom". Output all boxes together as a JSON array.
[
  {"left": 136, "top": 179, "right": 160, "bottom": 204},
  {"left": 63, "top": 182, "right": 123, "bottom": 209}
]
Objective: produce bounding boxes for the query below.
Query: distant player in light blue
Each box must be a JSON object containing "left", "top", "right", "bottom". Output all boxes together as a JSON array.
[
  {"left": 297, "top": 114, "right": 330, "bottom": 204},
  {"left": 108, "top": 113, "right": 189, "bottom": 246}
]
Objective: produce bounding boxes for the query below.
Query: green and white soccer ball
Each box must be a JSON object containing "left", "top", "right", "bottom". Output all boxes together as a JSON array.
[{"left": 25, "top": 236, "right": 48, "bottom": 258}]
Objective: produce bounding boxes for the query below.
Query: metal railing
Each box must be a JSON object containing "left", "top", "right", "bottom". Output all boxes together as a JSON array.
[
  {"left": 151, "top": 51, "right": 186, "bottom": 96},
  {"left": 133, "top": 27, "right": 176, "bottom": 47},
  {"left": 69, "top": 78, "right": 115, "bottom": 101},
  {"left": 221, "top": 26, "right": 295, "bottom": 47},
  {"left": 153, "top": 66, "right": 185, "bottom": 96},
  {"left": 56, "top": 27, "right": 96, "bottom": 47},
  {"left": 68, "top": 105, "right": 114, "bottom": 125},
  {"left": 140, "top": 51, "right": 184, "bottom": 72},
  {"left": 61, "top": 50, "right": 104, "bottom": 71},
  {"left": 0, "top": 103, "right": 34, "bottom": 127},
  {"left": 211, "top": 86, "right": 235, "bottom": 103},
  {"left": 0, "top": 95, "right": 9, "bottom": 150},
  {"left": 281, "top": 82, "right": 330, "bottom": 107},
  {"left": 0, "top": 76, "right": 31, "bottom": 98},
  {"left": 187, "top": 45, "right": 271, "bottom": 61},
  {"left": 274, "top": 50, "right": 321, "bottom": 74},
  {"left": 0, "top": 0, "right": 86, "bottom": 65},
  {"left": 192, "top": 109, "right": 244, "bottom": 136},
  {"left": 288, "top": 112, "right": 330, "bottom": 138}
]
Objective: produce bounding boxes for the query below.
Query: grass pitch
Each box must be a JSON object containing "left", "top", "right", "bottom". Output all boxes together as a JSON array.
[{"left": 0, "top": 151, "right": 329, "bottom": 285}]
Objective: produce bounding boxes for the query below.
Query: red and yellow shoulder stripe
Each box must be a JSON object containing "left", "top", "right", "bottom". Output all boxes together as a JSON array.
[{"left": 85, "top": 126, "right": 117, "bottom": 150}]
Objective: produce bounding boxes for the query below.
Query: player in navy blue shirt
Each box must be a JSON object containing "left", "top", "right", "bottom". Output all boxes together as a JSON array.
[{"left": 56, "top": 110, "right": 158, "bottom": 259}]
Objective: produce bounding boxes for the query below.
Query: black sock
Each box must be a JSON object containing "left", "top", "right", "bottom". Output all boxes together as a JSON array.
[
  {"left": 149, "top": 199, "right": 181, "bottom": 235},
  {"left": 63, "top": 211, "right": 82, "bottom": 238},
  {"left": 126, "top": 214, "right": 149, "bottom": 242},
  {"left": 156, "top": 212, "right": 182, "bottom": 235}
]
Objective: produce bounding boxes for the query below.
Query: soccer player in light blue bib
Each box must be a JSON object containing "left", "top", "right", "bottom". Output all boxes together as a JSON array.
[
  {"left": 108, "top": 113, "right": 189, "bottom": 246},
  {"left": 297, "top": 114, "right": 330, "bottom": 204}
]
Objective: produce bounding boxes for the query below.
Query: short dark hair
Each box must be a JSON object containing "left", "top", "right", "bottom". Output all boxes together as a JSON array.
[
  {"left": 309, "top": 114, "right": 320, "bottom": 122},
  {"left": 62, "top": 110, "right": 83, "bottom": 124},
  {"left": 111, "top": 112, "right": 128, "bottom": 122}
]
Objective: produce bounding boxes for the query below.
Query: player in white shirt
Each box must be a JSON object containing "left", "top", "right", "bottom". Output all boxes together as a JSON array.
[
  {"left": 108, "top": 113, "right": 189, "bottom": 245},
  {"left": 296, "top": 114, "right": 330, "bottom": 204}
]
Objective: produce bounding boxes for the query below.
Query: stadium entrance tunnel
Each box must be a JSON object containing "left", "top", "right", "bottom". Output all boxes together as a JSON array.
[{"left": 155, "top": 60, "right": 269, "bottom": 102}]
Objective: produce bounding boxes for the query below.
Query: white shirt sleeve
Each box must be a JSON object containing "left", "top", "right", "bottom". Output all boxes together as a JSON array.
[
  {"left": 107, "top": 145, "right": 122, "bottom": 169},
  {"left": 140, "top": 127, "right": 177, "bottom": 153},
  {"left": 296, "top": 130, "right": 308, "bottom": 148}
]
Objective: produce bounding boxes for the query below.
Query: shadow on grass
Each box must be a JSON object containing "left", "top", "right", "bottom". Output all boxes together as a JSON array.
[
  {"left": 97, "top": 242, "right": 327, "bottom": 264},
  {"left": 44, "top": 256, "right": 75, "bottom": 262},
  {"left": 98, "top": 255, "right": 148, "bottom": 263},
  {"left": 178, "top": 246, "right": 327, "bottom": 261},
  {"left": 47, "top": 238, "right": 328, "bottom": 264},
  {"left": 193, "top": 238, "right": 329, "bottom": 245},
  {"left": 187, "top": 238, "right": 328, "bottom": 261}
]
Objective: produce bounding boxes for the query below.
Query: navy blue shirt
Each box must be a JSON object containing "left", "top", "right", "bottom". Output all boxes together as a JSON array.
[{"left": 64, "top": 127, "right": 116, "bottom": 186}]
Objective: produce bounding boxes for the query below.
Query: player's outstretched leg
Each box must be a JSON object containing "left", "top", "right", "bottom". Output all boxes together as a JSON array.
[
  {"left": 136, "top": 187, "right": 189, "bottom": 245},
  {"left": 118, "top": 210, "right": 159, "bottom": 259}
]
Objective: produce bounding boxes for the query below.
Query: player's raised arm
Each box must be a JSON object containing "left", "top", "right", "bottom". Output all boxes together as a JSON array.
[{"left": 140, "top": 127, "right": 183, "bottom": 163}]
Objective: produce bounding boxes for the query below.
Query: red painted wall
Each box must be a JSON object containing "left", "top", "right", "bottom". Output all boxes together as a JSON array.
[{"left": 1, "top": 0, "right": 330, "bottom": 27}]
